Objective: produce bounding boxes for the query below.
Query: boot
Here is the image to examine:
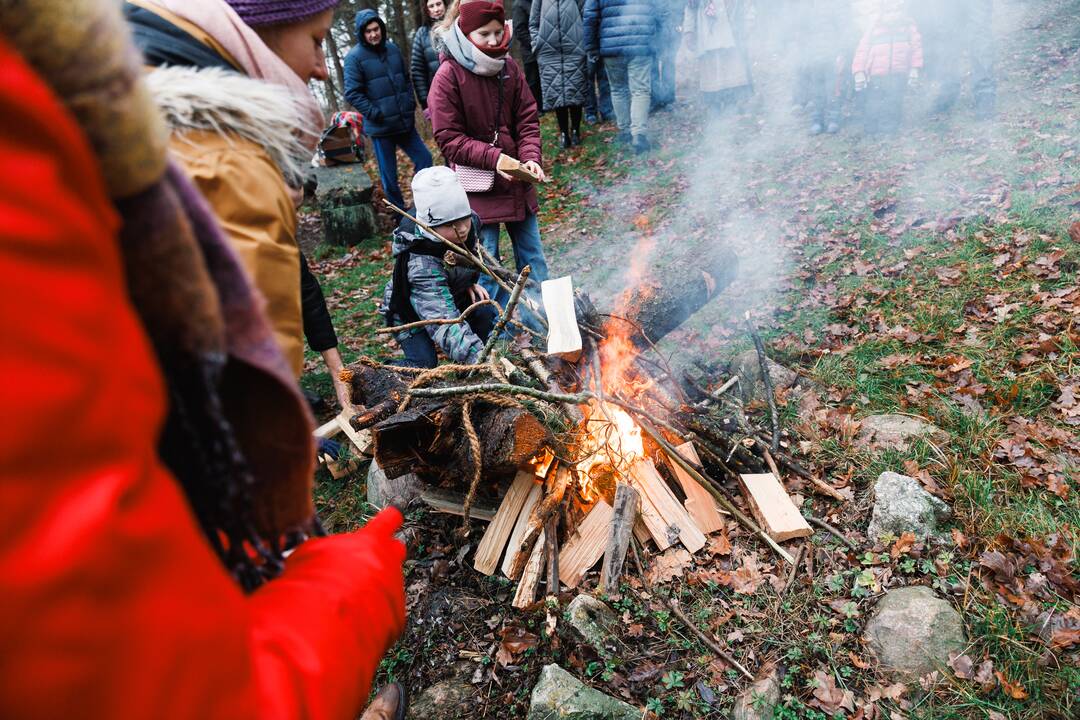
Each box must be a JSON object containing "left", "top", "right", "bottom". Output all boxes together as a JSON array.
[
  {"left": 614, "top": 130, "right": 632, "bottom": 145},
  {"left": 632, "top": 135, "right": 652, "bottom": 155},
  {"left": 571, "top": 130, "right": 582, "bottom": 146},
  {"left": 360, "top": 683, "right": 407, "bottom": 720},
  {"left": 561, "top": 132, "right": 572, "bottom": 149}
]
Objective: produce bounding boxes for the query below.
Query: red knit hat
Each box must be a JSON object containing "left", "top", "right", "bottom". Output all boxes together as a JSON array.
[{"left": 457, "top": 0, "right": 505, "bottom": 35}]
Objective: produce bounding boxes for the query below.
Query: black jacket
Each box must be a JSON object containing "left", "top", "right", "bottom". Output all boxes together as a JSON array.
[
  {"left": 343, "top": 9, "right": 416, "bottom": 137},
  {"left": 410, "top": 24, "right": 442, "bottom": 109}
]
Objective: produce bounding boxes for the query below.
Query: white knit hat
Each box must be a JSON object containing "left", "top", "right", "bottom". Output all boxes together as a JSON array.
[{"left": 412, "top": 166, "right": 472, "bottom": 228}]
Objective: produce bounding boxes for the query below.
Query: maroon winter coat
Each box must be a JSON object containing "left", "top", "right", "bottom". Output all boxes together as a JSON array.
[{"left": 427, "top": 55, "right": 541, "bottom": 224}]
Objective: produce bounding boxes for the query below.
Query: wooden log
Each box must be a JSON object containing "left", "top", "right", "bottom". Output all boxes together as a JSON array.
[
  {"left": 738, "top": 473, "right": 813, "bottom": 542},
  {"left": 506, "top": 464, "right": 574, "bottom": 578},
  {"left": 615, "top": 251, "right": 738, "bottom": 349},
  {"left": 558, "top": 499, "right": 614, "bottom": 588},
  {"left": 419, "top": 488, "right": 497, "bottom": 522},
  {"left": 667, "top": 442, "right": 725, "bottom": 534},
  {"left": 474, "top": 471, "right": 538, "bottom": 575},
  {"left": 629, "top": 459, "right": 707, "bottom": 554},
  {"left": 511, "top": 529, "right": 546, "bottom": 609},
  {"left": 502, "top": 483, "right": 543, "bottom": 579},
  {"left": 601, "top": 483, "right": 639, "bottom": 595},
  {"left": 544, "top": 516, "right": 559, "bottom": 596},
  {"left": 541, "top": 276, "right": 582, "bottom": 361}
]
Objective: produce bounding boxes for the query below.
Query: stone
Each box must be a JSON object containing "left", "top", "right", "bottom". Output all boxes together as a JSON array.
[
  {"left": 407, "top": 662, "right": 474, "bottom": 719},
  {"left": 730, "top": 668, "right": 781, "bottom": 720},
  {"left": 566, "top": 595, "right": 618, "bottom": 654},
  {"left": 856, "top": 414, "right": 944, "bottom": 453},
  {"left": 863, "top": 586, "right": 965, "bottom": 677},
  {"left": 731, "top": 350, "right": 799, "bottom": 403},
  {"left": 867, "top": 471, "right": 951, "bottom": 540},
  {"left": 367, "top": 459, "right": 423, "bottom": 509},
  {"left": 310, "top": 164, "right": 377, "bottom": 246},
  {"left": 527, "top": 664, "right": 639, "bottom": 720}
]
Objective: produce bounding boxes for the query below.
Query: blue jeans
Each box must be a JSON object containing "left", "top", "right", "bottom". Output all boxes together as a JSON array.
[
  {"left": 371, "top": 128, "right": 433, "bottom": 210},
  {"left": 478, "top": 211, "right": 549, "bottom": 329},
  {"left": 395, "top": 303, "right": 498, "bottom": 368},
  {"left": 585, "top": 56, "right": 613, "bottom": 120},
  {"left": 605, "top": 55, "right": 652, "bottom": 139}
]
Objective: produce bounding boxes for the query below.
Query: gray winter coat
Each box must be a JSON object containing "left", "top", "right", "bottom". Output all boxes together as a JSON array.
[
  {"left": 530, "top": 0, "right": 589, "bottom": 109},
  {"left": 380, "top": 216, "right": 486, "bottom": 363}
]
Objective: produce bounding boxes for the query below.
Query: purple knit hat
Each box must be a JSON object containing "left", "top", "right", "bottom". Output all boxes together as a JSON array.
[{"left": 225, "top": 0, "right": 340, "bottom": 27}]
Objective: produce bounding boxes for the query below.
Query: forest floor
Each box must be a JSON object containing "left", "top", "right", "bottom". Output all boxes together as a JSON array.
[{"left": 307, "top": 1, "right": 1079, "bottom": 717}]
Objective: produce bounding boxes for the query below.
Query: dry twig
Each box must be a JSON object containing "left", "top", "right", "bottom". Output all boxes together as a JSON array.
[
  {"left": 808, "top": 516, "right": 858, "bottom": 550},
  {"left": 377, "top": 299, "right": 501, "bottom": 335},
  {"left": 745, "top": 313, "right": 780, "bottom": 455},
  {"left": 476, "top": 266, "right": 530, "bottom": 365},
  {"left": 409, "top": 383, "right": 594, "bottom": 404}
]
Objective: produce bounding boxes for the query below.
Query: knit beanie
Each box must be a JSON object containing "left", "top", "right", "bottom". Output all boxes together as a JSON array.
[
  {"left": 413, "top": 167, "right": 472, "bottom": 228},
  {"left": 224, "top": 0, "right": 340, "bottom": 27},
  {"left": 457, "top": 0, "right": 505, "bottom": 35}
]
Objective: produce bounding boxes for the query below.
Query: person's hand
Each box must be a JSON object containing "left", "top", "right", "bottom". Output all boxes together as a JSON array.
[
  {"left": 423, "top": 107, "right": 432, "bottom": 123},
  {"left": 467, "top": 283, "right": 491, "bottom": 305},
  {"left": 854, "top": 72, "right": 868, "bottom": 92},
  {"left": 908, "top": 67, "right": 920, "bottom": 87},
  {"left": 521, "top": 160, "right": 546, "bottom": 182}
]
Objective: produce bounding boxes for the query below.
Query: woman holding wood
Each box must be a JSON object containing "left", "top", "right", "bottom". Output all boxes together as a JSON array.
[
  {"left": 381, "top": 167, "right": 500, "bottom": 367},
  {"left": 428, "top": 0, "right": 551, "bottom": 314}
]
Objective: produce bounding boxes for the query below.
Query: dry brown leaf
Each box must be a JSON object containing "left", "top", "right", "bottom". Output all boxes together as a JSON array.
[
  {"left": 949, "top": 652, "right": 974, "bottom": 679},
  {"left": 809, "top": 670, "right": 856, "bottom": 714},
  {"left": 729, "top": 554, "right": 766, "bottom": 594},
  {"left": 646, "top": 547, "right": 693, "bottom": 585},
  {"left": 995, "top": 671, "right": 1029, "bottom": 700}
]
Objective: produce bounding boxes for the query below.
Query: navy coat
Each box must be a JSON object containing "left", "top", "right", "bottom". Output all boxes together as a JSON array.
[
  {"left": 344, "top": 9, "right": 416, "bottom": 137},
  {"left": 582, "top": 0, "right": 659, "bottom": 57}
]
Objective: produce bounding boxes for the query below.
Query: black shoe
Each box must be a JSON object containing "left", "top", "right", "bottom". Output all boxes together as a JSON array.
[
  {"left": 614, "top": 130, "right": 632, "bottom": 145},
  {"left": 571, "top": 130, "right": 582, "bottom": 146},
  {"left": 561, "top": 132, "right": 572, "bottom": 149},
  {"left": 632, "top": 135, "right": 652, "bottom": 154}
]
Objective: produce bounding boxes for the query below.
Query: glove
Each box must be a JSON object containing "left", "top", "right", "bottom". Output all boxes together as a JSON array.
[
  {"left": 317, "top": 436, "right": 343, "bottom": 461},
  {"left": 908, "top": 67, "right": 920, "bottom": 87},
  {"left": 854, "top": 72, "right": 868, "bottom": 92},
  {"left": 423, "top": 107, "right": 431, "bottom": 123}
]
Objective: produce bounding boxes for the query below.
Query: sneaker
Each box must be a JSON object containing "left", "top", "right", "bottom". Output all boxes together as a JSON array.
[
  {"left": 810, "top": 123, "right": 824, "bottom": 136},
  {"left": 632, "top": 135, "right": 652, "bottom": 154},
  {"left": 585, "top": 113, "right": 599, "bottom": 124},
  {"left": 571, "top": 130, "right": 582, "bottom": 146},
  {"left": 826, "top": 122, "right": 840, "bottom": 134},
  {"left": 614, "top": 130, "right": 632, "bottom": 145}
]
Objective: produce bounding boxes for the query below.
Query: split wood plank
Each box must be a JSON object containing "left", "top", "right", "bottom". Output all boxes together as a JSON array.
[
  {"left": 558, "top": 499, "right": 614, "bottom": 588},
  {"left": 419, "top": 489, "right": 496, "bottom": 522},
  {"left": 502, "top": 483, "right": 543, "bottom": 579},
  {"left": 601, "top": 483, "right": 639, "bottom": 595},
  {"left": 738, "top": 473, "right": 813, "bottom": 542},
  {"left": 540, "top": 276, "right": 582, "bottom": 361},
  {"left": 511, "top": 529, "right": 546, "bottom": 609},
  {"left": 633, "top": 518, "right": 651, "bottom": 547},
  {"left": 668, "top": 442, "right": 726, "bottom": 534},
  {"left": 474, "top": 471, "right": 538, "bottom": 575},
  {"left": 629, "top": 459, "right": 707, "bottom": 554},
  {"left": 314, "top": 418, "right": 343, "bottom": 439},
  {"left": 335, "top": 410, "right": 372, "bottom": 455}
]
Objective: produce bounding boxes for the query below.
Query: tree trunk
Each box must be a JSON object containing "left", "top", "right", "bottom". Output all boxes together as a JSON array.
[{"left": 325, "top": 28, "right": 348, "bottom": 109}]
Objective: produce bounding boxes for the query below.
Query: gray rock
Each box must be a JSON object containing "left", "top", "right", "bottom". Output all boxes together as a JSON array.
[
  {"left": 310, "top": 165, "right": 377, "bottom": 246},
  {"left": 527, "top": 664, "right": 639, "bottom": 720},
  {"left": 867, "top": 471, "right": 951, "bottom": 540},
  {"left": 731, "top": 350, "right": 800, "bottom": 403},
  {"left": 864, "top": 586, "right": 965, "bottom": 677},
  {"left": 367, "top": 459, "right": 423, "bottom": 509},
  {"left": 566, "top": 595, "right": 618, "bottom": 655},
  {"left": 730, "top": 669, "right": 781, "bottom": 720},
  {"left": 856, "top": 414, "right": 943, "bottom": 452},
  {"left": 407, "top": 662, "right": 474, "bottom": 719}
]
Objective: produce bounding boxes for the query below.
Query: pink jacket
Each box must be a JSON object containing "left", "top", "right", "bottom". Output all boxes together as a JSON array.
[{"left": 851, "top": 18, "right": 924, "bottom": 78}]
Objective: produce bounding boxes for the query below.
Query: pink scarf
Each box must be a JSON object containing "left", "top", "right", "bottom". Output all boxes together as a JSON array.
[{"left": 144, "top": 0, "right": 324, "bottom": 153}]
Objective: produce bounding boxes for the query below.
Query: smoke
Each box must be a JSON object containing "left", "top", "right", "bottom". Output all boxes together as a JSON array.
[{"left": 552, "top": 0, "right": 1077, "bottom": 366}]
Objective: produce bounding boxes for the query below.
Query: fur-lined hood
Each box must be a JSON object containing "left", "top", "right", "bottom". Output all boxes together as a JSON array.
[{"left": 145, "top": 65, "right": 313, "bottom": 186}]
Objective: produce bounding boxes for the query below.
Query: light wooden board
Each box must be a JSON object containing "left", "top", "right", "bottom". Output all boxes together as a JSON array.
[
  {"left": 738, "top": 473, "right": 813, "bottom": 542},
  {"left": 335, "top": 410, "right": 372, "bottom": 455},
  {"left": 669, "top": 442, "right": 726, "bottom": 534},
  {"left": 629, "top": 459, "right": 707, "bottom": 554},
  {"left": 502, "top": 483, "right": 543, "bottom": 579},
  {"left": 558, "top": 499, "right": 614, "bottom": 588},
  {"left": 474, "top": 471, "right": 538, "bottom": 575},
  {"left": 511, "top": 529, "right": 546, "bottom": 609},
  {"left": 541, "top": 276, "right": 582, "bottom": 361}
]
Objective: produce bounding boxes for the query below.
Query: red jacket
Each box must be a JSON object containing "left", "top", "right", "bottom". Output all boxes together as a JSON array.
[
  {"left": 851, "top": 17, "right": 924, "bottom": 78},
  {"left": 0, "top": 36, "right": 404, "bottom": 720},
  {"left": 428, "top": 55, "right": 541, "bottom": 224}
]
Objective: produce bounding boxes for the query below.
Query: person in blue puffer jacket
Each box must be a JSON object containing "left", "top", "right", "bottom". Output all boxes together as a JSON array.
[
  {"left": 345, "top": 8, "right": 433, "bottom": 210},
  {"left": 583, "top": 0, "right": 660, "bottom": 154}
]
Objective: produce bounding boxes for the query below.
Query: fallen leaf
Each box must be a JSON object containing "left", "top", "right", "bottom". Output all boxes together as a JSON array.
[
  {"left": 949, "top": 652, "right": 974, "bottom": 679},
  {"left": 496, "top": 625, "right": 538, "bottom": 667},
  {"left": 646, "top": 547, "right": 693, "bottom": 585},
  {"left": 729, "top": 554, "right": 766, "bottom": 594},
  {"left": 809, "top": 669, "right": 856, "bottom": 713},
  {"left": 995, "top": 671, "right": 1029, "bottom": 700}
]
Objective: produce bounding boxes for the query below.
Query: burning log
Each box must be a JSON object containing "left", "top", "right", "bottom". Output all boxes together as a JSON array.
[{"left": 613, "top": 252, "right": 738, "bottom": 349}]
